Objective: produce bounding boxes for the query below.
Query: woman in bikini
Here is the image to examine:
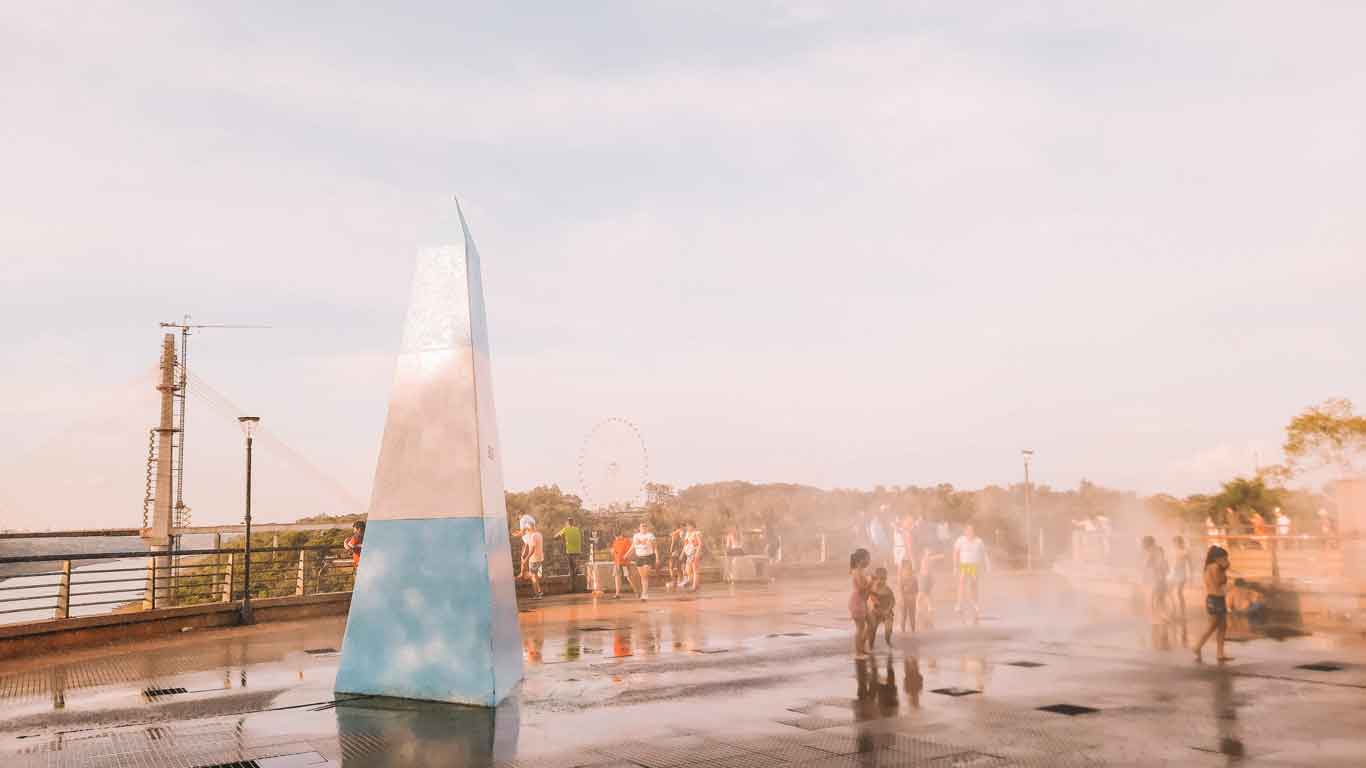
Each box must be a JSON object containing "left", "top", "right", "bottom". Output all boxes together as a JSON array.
[{"left": 1193, "top": 545, "right": 1232, "bottom": 663}]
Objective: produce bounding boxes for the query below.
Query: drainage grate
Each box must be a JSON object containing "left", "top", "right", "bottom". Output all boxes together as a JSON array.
[
  {"left": 192, "top": 762, "right": 260, "bottom": 768},
  {"left": 1297, "top": 662, "right": 1345, "bottom": 672},
  {"left": 1005, "top": 661, "right": 1045, "bottom": 668},
  {"left": 692, "top": 648, "right": 730, "bottom": 654},
  {"left": 303, "top": 648, "right": 338, "bottom": 655},
  {"left": 142, "top": 687, "right": 189, "bottom": 699},
  {"left": 931, "top": 687, "right": 980, "bottom": 697},
  {"left": 575, "top": 626, "right": 613, "bottom": 632},
  {"left": 766, "top": 632, "right": 811, "bottom": 638},
  {"left": 1038, "top": 704, "right": 1099, "bottom": 716}
]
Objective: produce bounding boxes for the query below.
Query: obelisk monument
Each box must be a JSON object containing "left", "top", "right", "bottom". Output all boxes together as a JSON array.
[{"left": 335, "top": 200, "right": 523, "bottom": 706}]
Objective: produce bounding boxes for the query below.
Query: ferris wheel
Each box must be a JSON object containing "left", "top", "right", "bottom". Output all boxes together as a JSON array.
[{"left": 578, "top": 417, "right": 649, "bottom": 512}]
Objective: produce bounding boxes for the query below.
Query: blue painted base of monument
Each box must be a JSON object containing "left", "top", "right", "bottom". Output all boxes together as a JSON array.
[{"left": 335, "top": 517, "right": 523, "bottom": 706}]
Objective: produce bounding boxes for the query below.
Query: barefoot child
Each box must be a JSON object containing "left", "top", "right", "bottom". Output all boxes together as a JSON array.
[
  {"left": 849, "top": 549, "right": 872, "bottom": 659},
  {"left": 1193, "top": 545, "right": 1231, "bottom": 662},
  {"left": 867, "top": 567, "right": 897, "bottom": 649},
  {"left": 898, "top": 558, "right": 918, "bottom": 634}
]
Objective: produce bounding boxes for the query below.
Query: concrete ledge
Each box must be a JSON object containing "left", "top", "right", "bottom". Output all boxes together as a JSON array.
[{"left": 0, "top": 592, "right": 351, "bottom": 661}]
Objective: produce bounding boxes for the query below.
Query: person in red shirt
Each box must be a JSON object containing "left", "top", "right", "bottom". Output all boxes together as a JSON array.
[
  {"left": 344, "top": 521, "right": 365, "bottom": 568},
  {"left": 610, "top": 529, "right": 635, "bottom": 598}
]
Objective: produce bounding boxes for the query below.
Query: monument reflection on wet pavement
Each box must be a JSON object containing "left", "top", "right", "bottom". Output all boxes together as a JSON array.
[{"left": 4, "top": 572, "right": 1366, "bottom": 767}]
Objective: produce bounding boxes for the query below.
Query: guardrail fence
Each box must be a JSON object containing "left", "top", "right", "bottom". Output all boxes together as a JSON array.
[{"left": 0, "top": 544, "right": 357, "bottom": 622}]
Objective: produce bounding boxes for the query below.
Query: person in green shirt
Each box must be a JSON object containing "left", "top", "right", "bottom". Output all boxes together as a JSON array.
[{"left": 555, "top": 517, "right": 584, "bottom": 593}]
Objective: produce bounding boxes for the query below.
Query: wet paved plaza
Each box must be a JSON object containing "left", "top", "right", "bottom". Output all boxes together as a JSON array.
[{"left": 1, "top": 571, "right": 1364, "bottom": 767}]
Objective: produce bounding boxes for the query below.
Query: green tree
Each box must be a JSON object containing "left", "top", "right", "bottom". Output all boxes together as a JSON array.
[
  {"left": 1283, "top": 398, "right": 1366, "bottom": 476},
  {"left": 1205, "top": 475, "right": 1283, "bottom": 525},
  {"left": 504, "top": 485, "right": 583, "bottom": 534}
]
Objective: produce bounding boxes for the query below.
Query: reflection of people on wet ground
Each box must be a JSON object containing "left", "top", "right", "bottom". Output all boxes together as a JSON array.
[
  {"left": 866, "top": 567, "right": 896, "bottom": 650},
  {"left": 520, "top": 523, "right": 545, "bottom": 599},
  {"left": 853, "top": 658, "right": 899, "bottom": 754},
  {"left": 904, "top": 656, "right": 923, "bottom": 708},
  {"left": 849, "top": 548, "right": 872, "bottom": 660},
  {"left": 610, "top": 528, "right": 634, "bottom": 598},
  {"left": 523, "top": 624, "right": 545, "bottom": 664},
  {"left": 632, "top": 523, "right": 658, "bottom": 601},
  {"left": 898, "top": 558, "right": 918, "bottom": 634},
  {"left": 1193, "top": 545, "right": 1232, "bottom": 663},
  {"left": 877, "top": 657, "right": 899, "bottom": 711},
  {"left": 917, "top": 548, "right": 944, "bottom": 630},
  {"left": 1213, "top": 667, "right": 1243, "bottom": 758},
  {"left": 1141, "top": 536, "right": 1170, "bottom": 623},
  {"left": 952, "top": 524, "right": 989, "bottom": 623}
]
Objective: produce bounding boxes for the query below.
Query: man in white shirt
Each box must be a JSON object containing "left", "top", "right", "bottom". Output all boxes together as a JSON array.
[{"left": 952, "top": 524, "right": 990, "bottom": 622}]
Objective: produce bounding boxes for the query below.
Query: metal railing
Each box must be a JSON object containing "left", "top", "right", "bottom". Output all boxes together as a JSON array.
[{"left": 0, "top": 545, "right": 357, "bottom": 622}]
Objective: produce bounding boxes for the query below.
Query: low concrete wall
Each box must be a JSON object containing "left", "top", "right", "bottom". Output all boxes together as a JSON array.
[{"left": 0, "top": 592, "right": 351, "bottom": 661}]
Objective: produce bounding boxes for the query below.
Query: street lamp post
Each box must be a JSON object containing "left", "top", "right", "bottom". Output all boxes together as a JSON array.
[
  {"left": 238, "top": 416, "right": 260, "bottom": 625},
  {"left": 1021, "top": 449, "right": 1034, "bottom": 571}
]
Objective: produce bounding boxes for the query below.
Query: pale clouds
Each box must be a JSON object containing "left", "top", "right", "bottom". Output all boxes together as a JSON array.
[{"left": 2, "top": 3, "right": 1364, "bottom": 527}]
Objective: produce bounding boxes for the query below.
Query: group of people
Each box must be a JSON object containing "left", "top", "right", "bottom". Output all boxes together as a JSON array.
[
  {"left": 847, "top": 523, "right": 991, "bottom": 659},
  {"left": 1141, "top": 534, "right": 1270, "bottom": 663},
  {"left": 605, "top": 521, "right": 703, "bottom": 600},
  {"left": 513, "top": 513, "right": 585, "bottom": 599},
  {"left": 1213, "top": 505, "right": 1294, "bottom": 546},
  {"left": 1138, "top": 535, "right": 1195, "bottom": 622}
]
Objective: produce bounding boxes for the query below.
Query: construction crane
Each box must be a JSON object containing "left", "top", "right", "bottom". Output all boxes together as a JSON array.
[{"left": 150, "top": 316, "right": 269, "bottom": 556}]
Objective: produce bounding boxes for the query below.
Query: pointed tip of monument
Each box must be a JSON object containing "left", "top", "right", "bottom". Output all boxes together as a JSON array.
[{"left": 452, "top": 195, "right": 472, "bottom": 238}]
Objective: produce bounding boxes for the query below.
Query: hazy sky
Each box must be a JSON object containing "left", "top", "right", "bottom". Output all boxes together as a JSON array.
[{"left": 3, "top": 2, "right": 1363, "bottom": 529}]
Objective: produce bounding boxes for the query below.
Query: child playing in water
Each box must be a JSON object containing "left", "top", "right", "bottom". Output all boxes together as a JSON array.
[
  {"left": 898, "top": 558, "right": 918, "bottom": 634},
  {"left": 1193, "top": 545, "right": 1232, "bottom": 663},
  {"left": 849, "top": 549, "right": 872, "bottom": 659},
  {"left": 867, "top": 567, "right": 897, "bottom": 649}
]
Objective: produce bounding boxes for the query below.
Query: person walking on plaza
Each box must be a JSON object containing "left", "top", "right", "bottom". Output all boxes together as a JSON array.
[
  {"left": 952, "top": 524, "right": 989, "bottom": 623},
  {"left": 610, "top": 528, "right": 634, "bottom": 598},
  {"left": 893, "top": 513, "right": 913, "bottom": 589},
  {"left": 683, "top": 521, "right": 704, "bottom": 591},
  {"left": 898, "top": 557, "right": 918, "bottom": 634},
  {"left": 1193, "top": 546, "right": 1232, "bottom": 663},
  {"left": 1141, "top": 536, "right": 1170, "bottom": 623},
  {"left": 848, "top": 548, "right": 872, "bottom": 660},
  {"left": 554, "top": 517, "right": 584, "bottom": 593},
  {"left": 667, "top": 523, "right": 688, "bottom": 590},
  {"left": 723, "top": 525, "right": 744, "bottom": 582},
  {"left": 1169, "top": 535, "right": 1193, "bottom": 620},
  {"left": 632, "top": 522, "right": 658, "bottom": 601},
  {"left": 520, "top": 522, "right": 545, "bottom": 599}
]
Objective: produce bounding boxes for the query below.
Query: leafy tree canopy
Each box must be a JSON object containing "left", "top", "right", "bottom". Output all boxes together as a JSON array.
[{"left": 1283, "top": 398, "right": 1366, "bottom": 476}]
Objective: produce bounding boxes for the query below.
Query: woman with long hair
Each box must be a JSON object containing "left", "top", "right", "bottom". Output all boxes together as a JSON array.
[
  {"left": 849, "top": 548, "right": 872, "bottom": 659},
  {"left": 1193, "top": 545, "right": 1232, "bottom": 662}
]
